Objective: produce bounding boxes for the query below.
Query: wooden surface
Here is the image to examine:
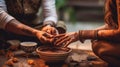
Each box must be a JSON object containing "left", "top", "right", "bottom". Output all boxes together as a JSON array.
[{"left": 0, "top": 49, "right": 108, "bottom": 67}]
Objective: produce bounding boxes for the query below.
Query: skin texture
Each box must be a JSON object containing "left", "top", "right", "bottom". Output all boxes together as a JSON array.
[
  {"left": 5, "top": 19, "right": 55, "bottom": 44},
  {"left": 54, "top": 24, "right": 120, "bottom": 47},
  {"left": 41, "top": 25, "right": 58, "bottom": 35},
  {"left": 54, "top": 32, "right": 81, "bottom": 47}
]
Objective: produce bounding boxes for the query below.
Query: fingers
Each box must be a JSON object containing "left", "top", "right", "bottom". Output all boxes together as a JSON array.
[
  {"left": 55, "top": 34, "right": 65, "bottom": 37},
  {"left": 62, "top": 38, "right": 74, "bottom": 47},
  {"left": 54, "top": 35, "right": 68, "bottom": 45},
  {"left": 45, "top": 28, "right": 55, "bottom": 34},
  {"left": 46, "top": 29, "right": 51, "bottom": 34},
  {"left": 40, "top": 35, "right": 53, "bottom": 44},
  {"left": 50, "top": 29, "right": 58, "bottom": 35},
  {"left": 42, "top": 26, "right": 58, "bottom": 35},
  {"left": 62, "top": 36, "right": 76, "bottom": 47},
  {"left": 54, "top": 36, "right": 71, "bottom": 46},
  {"left": 54, "top": 34, "right": 65, "bottom": 42},
  {"left": 43, "top": 33, "right": 53, "bottom": 38},
  {"left": 54, "top": 33, "right": 78, "bottom": 47}
]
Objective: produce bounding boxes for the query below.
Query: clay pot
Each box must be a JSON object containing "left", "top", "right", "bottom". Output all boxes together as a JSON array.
[{"left": 36, "top": 46, "right": 72, "bottom": 63}]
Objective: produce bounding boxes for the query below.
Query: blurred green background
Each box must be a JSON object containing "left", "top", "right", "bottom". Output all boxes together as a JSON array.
[
  {"left": 55, "top": 0, "right": 105, "bottom": 32},
  {"left": 55, "top": 0, "right": 105, "bottom": 50}
]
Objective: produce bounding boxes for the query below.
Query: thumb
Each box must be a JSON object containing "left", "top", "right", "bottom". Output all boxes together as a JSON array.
[{"left": 43, "top": 33, "right": 53, "bottom": 38}]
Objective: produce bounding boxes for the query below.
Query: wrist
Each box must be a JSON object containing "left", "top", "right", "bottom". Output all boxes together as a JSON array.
[
  {"left": 78, "top": 30, "right": 99, "bottom": 39},
  {"left": 76, "top": 31, "right": 80, "bottom": 40},
  {"left": 95, "top": 30, "right": 99, "bottom": 39},
  {"left": 32, "top": 29, "right": 39, "bottom": 36}
]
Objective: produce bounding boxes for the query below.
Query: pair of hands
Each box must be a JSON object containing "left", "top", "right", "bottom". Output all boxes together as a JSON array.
[
  {"left": 53, "top": 32, "right": 80, "bottom": 47},
  {"left": 54, "top": 32, "right": 85, "bottom": 47},
  {"left": 35, "top": 24, "right": 83, "bottom": 47},
  {"left": 35, "top": 25, "right": 58, "bottom": 45}
]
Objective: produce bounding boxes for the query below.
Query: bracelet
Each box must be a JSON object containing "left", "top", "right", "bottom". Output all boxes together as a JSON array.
[
  {"left": 77, "top": 31, "right": 80, "bottom": 40},
  {"left": 78, "top": 30, "right": 83, "bottom": 40},
  {"left": 78, "top": 30, "right": 99, "bottom": 39},
  {"left": 94, "top": 30, "right": 99, "bottom": 39}
]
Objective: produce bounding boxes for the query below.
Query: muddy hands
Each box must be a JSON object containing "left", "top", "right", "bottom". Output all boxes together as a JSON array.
[{"left": 53, "top": 32, "right": 80, "bottom": 47}]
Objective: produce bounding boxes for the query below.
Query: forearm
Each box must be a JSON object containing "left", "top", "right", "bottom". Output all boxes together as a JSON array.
[
  {"left": 97, "top": 29, "right": 119, "bottom": 40},
  {"left": 77, "top": 24, "right": 110, "bottom": 40},
  {"left": 5, "top": 19, "right": 38, "bottom": 36},
  {"left": 78, "top": 30, "right": 98, "bottom": 40},
  {"left": 78, "top": 29, "right": 119, "bottom": 40}
]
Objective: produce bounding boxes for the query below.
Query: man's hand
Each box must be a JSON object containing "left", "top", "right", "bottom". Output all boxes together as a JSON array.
[
  {"left": 35, "top": 31, "right": 54, "bottom": 45},
  {"left": 41, "top": 25, "right": 58, "bottom": 35},
  {"left": 54, "top": 32, "right": 79, "bottom": 47}
]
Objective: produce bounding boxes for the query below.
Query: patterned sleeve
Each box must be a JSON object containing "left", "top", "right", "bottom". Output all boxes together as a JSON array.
[{"left": 0, "top": 0, "right": 14, "bottom": 29}]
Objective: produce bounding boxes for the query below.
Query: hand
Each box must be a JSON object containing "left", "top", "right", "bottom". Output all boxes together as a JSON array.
[
  {"left": 41, "top": 25, "right": 58, "bottom": 35},
  {"left": 54, "top": 32, "right": 79, "bottom": 47},
  {"left": 35, "top": 31, "right": 54, "bottom": 45}
]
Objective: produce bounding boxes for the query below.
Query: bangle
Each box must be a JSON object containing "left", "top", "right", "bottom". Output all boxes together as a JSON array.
[
  {"left": 78, "top": 30, "right": 99, "bottom": 39},
  {"left": 94, "top": 30, "right": 99, "bottom": 39},
  {"left": 77, "top": 31, "right": 80, "bottom": 40},
  {"left": 78, "top": 30, "right": 82, "bottom": 40}
]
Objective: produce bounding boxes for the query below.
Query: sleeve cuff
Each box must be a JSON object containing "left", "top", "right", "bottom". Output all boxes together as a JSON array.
[
  {"left": 44, "top": 16, "right": 57, "bottom": 24},
  {"left": 43, "top": 21, "right": 56, "bottom": 27}
]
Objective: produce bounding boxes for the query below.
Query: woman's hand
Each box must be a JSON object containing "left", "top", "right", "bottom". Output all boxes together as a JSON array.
[
  {"left": 35, "top": 31, "right": 54, "bottom": 45},
  {"left": 41, "top": 25, "right": 58, "bottom": 35},
  {"left": 54, "top": 32, "right": 79, "bottom": 47}
]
